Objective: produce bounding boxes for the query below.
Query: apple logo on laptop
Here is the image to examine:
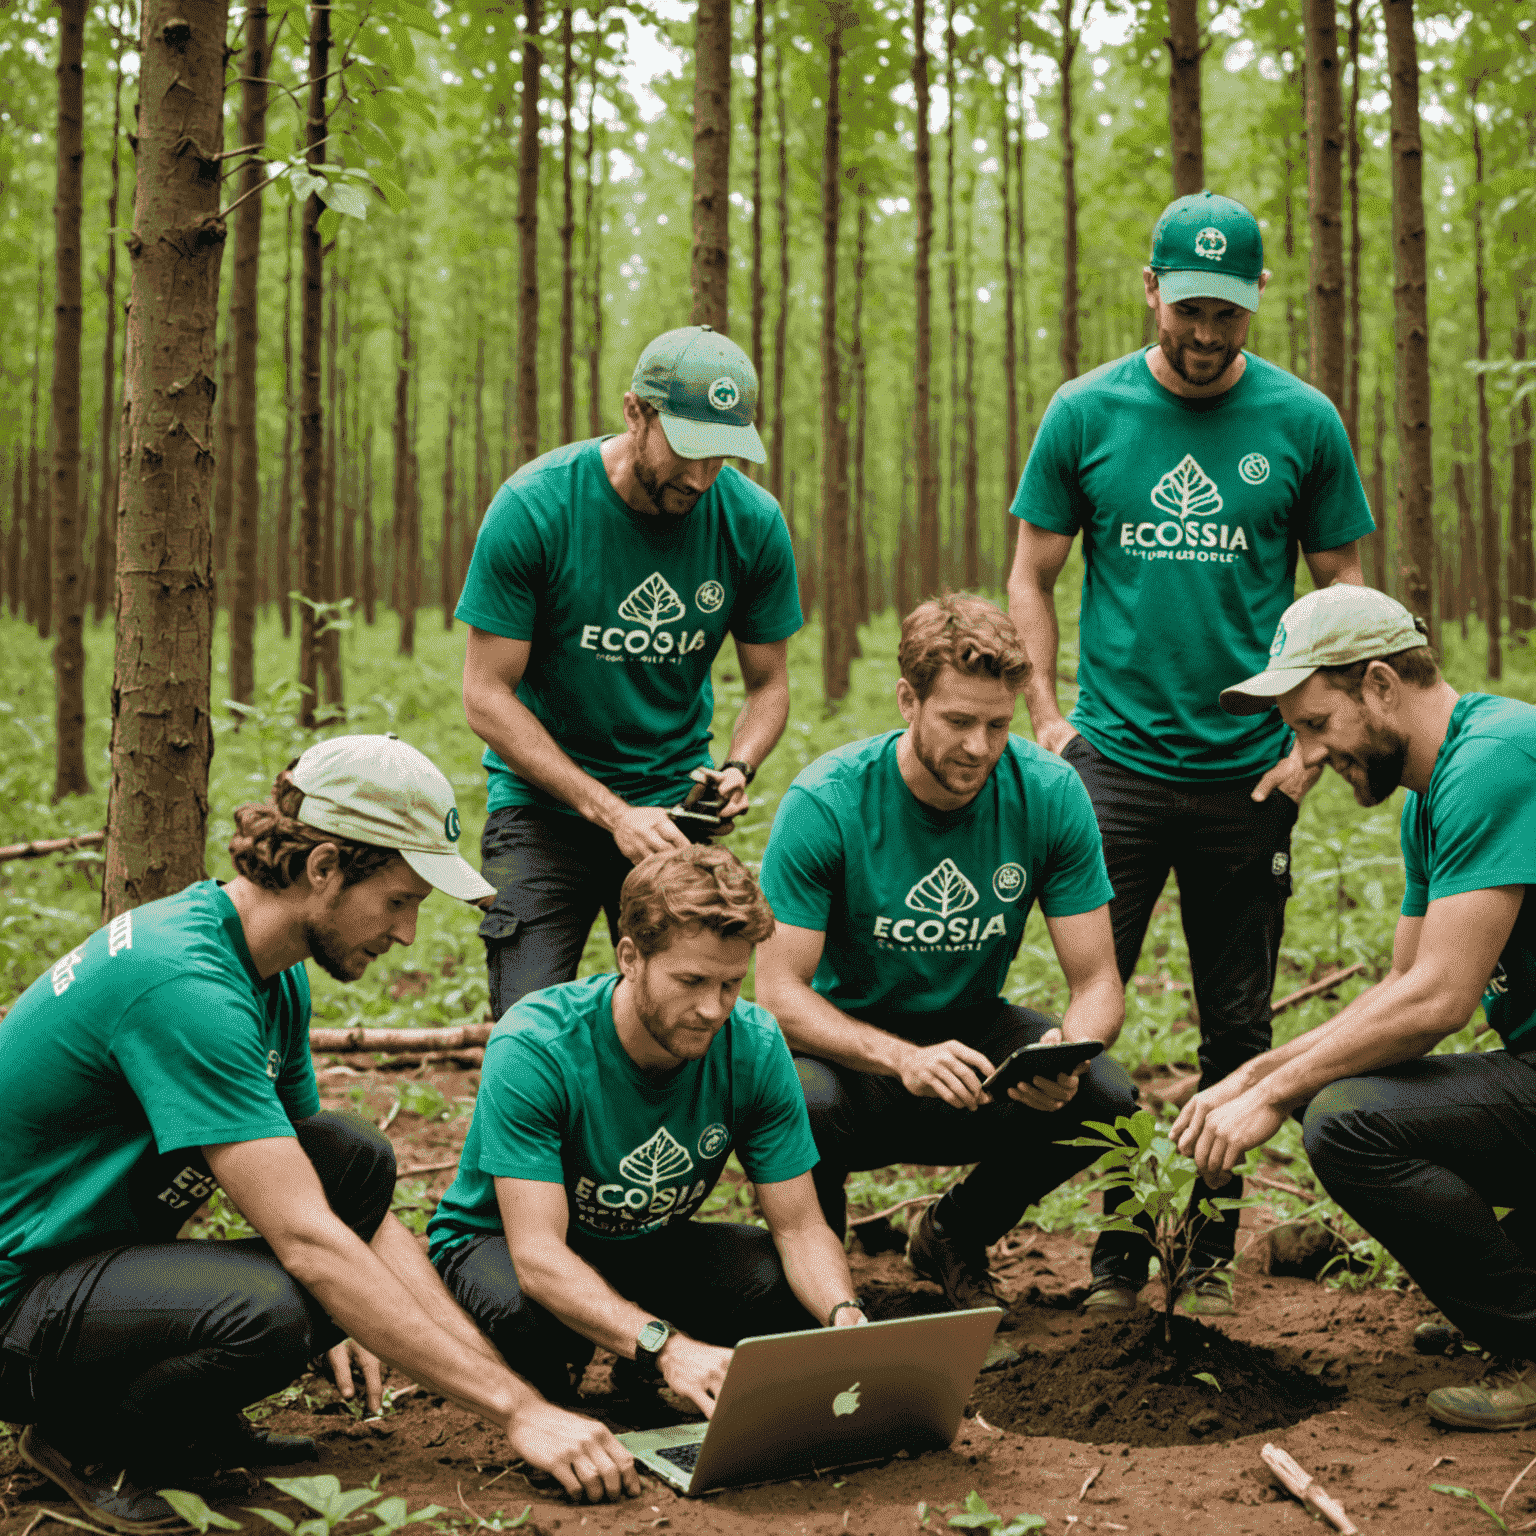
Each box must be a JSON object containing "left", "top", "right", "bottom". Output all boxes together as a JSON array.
[{"left": 832, "top": 1382, "right": 861, "bottom": 1417}]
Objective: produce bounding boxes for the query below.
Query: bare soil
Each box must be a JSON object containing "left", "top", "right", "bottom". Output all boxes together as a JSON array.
[{"left": 3, "top": 1061, "right": 1531, "bottom": 1536}]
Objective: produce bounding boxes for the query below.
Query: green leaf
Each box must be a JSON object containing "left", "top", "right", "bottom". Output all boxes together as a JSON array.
[
  {"left": 998, "top": 1519, "right": 1046, "bottom": 1536},
  {"left": 264, "top": 1477, "right": 343, "bottom": 1517},
  {"left": 948, "top": 1491, "right": 1001, "bottom": 1530},
  {"left": 317, "top": 181, "right": 370, "bottom": 220},
  {"left": 244, "top": 1512, "right": 296, "bottom": 1534},
  {"left": 159, "top": 1491, "right": 244, "bottom": 1533},
  {"left": 1192, "top": 1372, "right": 1221, "bottom": 1392},
  {"left": 287, "top": 168, "right": 327, "bottom": 204}
]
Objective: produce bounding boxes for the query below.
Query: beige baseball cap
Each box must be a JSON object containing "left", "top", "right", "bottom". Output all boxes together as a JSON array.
[
  {"left": 1220, "top": 586, "right": 1430, "bottom": 716},
  {"left": 290, "top": 734, "right": 495, "bottom": 903}
]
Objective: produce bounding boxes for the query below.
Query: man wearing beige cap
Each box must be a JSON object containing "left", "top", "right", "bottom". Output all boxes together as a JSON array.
[
  {"left": 0, "top": 736, "right": 640, "bottom": 1532},
  {"left": 1175, "top": 586, "right": 1536, "bottom": 1430},
  {"left": 459, "top": 325, "right": 802, "bottom": 1021}
]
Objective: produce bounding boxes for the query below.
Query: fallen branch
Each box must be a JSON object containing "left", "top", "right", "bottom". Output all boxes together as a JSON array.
[
  {"left": 1270, "top": 963, "right": 1368, "bottom": 1017},
  {"left": 848, "top": 1179, "right": 960, "bottom": 1227},
  {"left": 0, "top": 831, "right": 105, "bottom": 864},
  {"left": 310, "top": 1022, "right": 494, "bottom": 1052},
  {"left": 396, "top": 1159, "right": 460, "bottom": 1180},
  {"left": 1260, "top": 1443, "right": 1358, "bottom": 1534}
]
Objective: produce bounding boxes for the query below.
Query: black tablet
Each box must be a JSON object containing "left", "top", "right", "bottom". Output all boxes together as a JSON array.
[{"left": 981, "top": 1039, "right": 1105, "bottom": 1096}]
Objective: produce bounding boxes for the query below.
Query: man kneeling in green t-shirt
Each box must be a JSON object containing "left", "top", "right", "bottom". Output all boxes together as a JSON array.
[
  {"left": 0, "top": 737, "right": 640, "bottom": 1532},
  {"left": 428, "top": 845, "right": 868, "bottom": 1418},
  {"left": 754, "top": 595, "right": 1138, "bottom": 1318}
]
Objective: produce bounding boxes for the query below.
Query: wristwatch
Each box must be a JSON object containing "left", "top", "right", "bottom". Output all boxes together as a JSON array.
[
  {"left": 721, "top": 758, "right": 757, "bottom": 786},
  {"left": 633, "top": 1318, "right": 675, "bottom": 1380}
]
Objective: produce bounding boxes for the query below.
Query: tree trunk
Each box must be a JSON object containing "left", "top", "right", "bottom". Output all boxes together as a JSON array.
[
  {"left": 1511, "top": 281, "right": 1534, "bottom": 633},
  {"left": 394, "top": 300, "right": 417, "bottom": 655},
  {"left": 361, "top": 420, "right": 376, "bottom": 625},
  {"left": 1383, "top": 0, "right": 1434, "bottom": 643},
  {"left": 961, "top": 165, "right": 979, "bottom": 590},
  {"left": 1470, "top": 88, "right": 1499, "bottom": 677},
  {"left": 93, "top": 20, "right": 128, "bottom": 628},
  {"left": 1369, "top": 383, "right": 1389, "bottom": 593},
  {"left": 896, "top": 425, "right": 914, "bottom": 618},
  {"left": 1015, "top": 17, "right": 1033, "bottom": 442},
  {"left": 769, "top": 39, "right": 790, "bottom": 508},
  {"left": 228, "top": 0, "right": 270, "bottom": 713},
  {"left": 51, "top": 0, "right": 89, "bottom": 799},
  {"left": 277, "top": 200, "right": 295, "bottom": 639},
  {"left": 1452, "top": 423, "right": 1474, "bottom": 634},
  {"left": 1165, "top": 0, "right": 1203, "bottom": 196},
  {"left": 819, "top": 9, "right": 849, "bottom": 703},
  {"left": 1305, "top": 0, "right": 1345, "bottom": 416},
  {"left": 584, "top": 15, "right": 604, "bottom": 436},
  {"left": 297, "top": 0, "right": 330, "bottom": 728},
  {"left": 1000, "top": 72, "right": 1019, "bottom": 565},
  {"left": 501, "top": 374, "right": 512, "bottom": 481},
  {"left": 944, "top": 0, "right": 958, "bottom": 572},
  {"left": 105, "top": 0, "right": 227, "bottom": 921},
  {"left": 29, "top": 258, "right": 49, "bottom": 637},
  {"left": 441, "top": 400, "right": 456, "bottom": 628},
  {"left": 337, "top": 264, "right": 356, "bottom": 606},
  {"left": 850, "top": 190, "right": 869, "bottom": 633},
  {"left": 1343, "top": 0, "right": 1363, "bottom": 456},
  {"left": 6, "top": 454, "right": 22, "bottom": 615},
  {"left": 1057, "top": 0, "right": 1080, "bottom": 382},
  {"left": 320, "top": 237, "right": 343, "bottom": 708},
  {"left": 750, "top": 0, "right": 765, "bottom": 464},
  {"left": 213, "top": 328, "right": 235, "bottom": 605},
  {"left": 690, "top": 0, "right": 731, "bottom": 331},
  {"left": 913, "top": 0, "right": 938, "bottom": 596},
  {"left": 559, "top": 2, "right": 576, "bottom": 443},
  {"left": 516, "top": 0, "right": 543, "bottom": 465}
]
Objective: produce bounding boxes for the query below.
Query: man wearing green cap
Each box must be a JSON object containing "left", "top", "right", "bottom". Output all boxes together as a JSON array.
[
  {"left": 1006, "top": 191, "right": 1376, "bottom": 1314},
  {"left": 459, "top": 325, "right": 802, "bottom": 1018},
  {"left": 1175, "top": 584, "right": 1536, "bottom": 1430},
  {"left": 0, "top": 737, "right": 642, "bottom": 1530}
]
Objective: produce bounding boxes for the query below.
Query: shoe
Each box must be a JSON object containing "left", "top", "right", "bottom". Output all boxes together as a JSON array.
[
  {"left": 906, "top": 1207, "right": 1011, "bottom": 1320},
  {"left": 1414, "top": 1318, "right": 1468, "bottom": 1356},
  {"left": 18, "top": 1426, "right": 188, "bottom": 1534},
  {"left": 1178, "top": 1272, "right": 1236, "bottom": 1317},
  {"left": 1082, "top": 1277, "right": 1142, "bottom": 1313},
  {"left": 187, "top": 1413, "right": 318, "bottom": 1470},
  {"left": 1427, "top": 1358, "right": 1536, "bottom": 1430}
]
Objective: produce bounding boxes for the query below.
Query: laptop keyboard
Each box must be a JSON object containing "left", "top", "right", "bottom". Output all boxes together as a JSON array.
[{"left": 655, "top": 1442, "right": 701, "bottom": 1473}]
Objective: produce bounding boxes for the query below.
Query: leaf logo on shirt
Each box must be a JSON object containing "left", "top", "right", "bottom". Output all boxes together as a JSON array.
[
  {"left": 905, "top": 859, "right": 981, "bottom": 919},
  {"left": 1150, "top": 454, "right": 1224, "bottom": 521},
  {"left": 617, "top": 573, "right": 687, "bottom": 632},
  {"left": 618, "top": 1126, "right": 695, "bottom": 1190}
]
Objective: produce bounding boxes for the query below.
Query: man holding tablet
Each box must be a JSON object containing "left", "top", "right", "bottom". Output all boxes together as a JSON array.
[{"left": 755, "top": 595, "right": 1136, "bottom": 1316}]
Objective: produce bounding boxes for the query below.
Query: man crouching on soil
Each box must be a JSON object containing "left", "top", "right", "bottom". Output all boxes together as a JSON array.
[
  {"left": 426, "top": 844, "right": 868, "bottom": 1420},
  {"left": 0, "top": 736, "right": 640, "bottom": 1534},
  {"left": 1174, "top": 585, "right": 1536, "bottom": 1430}
]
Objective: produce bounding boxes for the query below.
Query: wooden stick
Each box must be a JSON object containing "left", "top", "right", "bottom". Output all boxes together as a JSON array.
[
  {"left": 1261, "top": 1443, "right": 1358, "bottom": 1534},
  {"left": 1270, "top": 963, "right": 1367, "bottom": 1016},
  {"left": 1501, "top": 1449, "right": 1536, "bottom": 1512},
  {"left": 309, "top": 1022, "right": 494, "bottom": 1052},
  {"left": 0, "top": 831, "right": 105, "bottom": 863},
  {"left": 396, "top": 1159, "right": 460, "bottom": 1180},
  {"left": 847, "top": 1181, "right": 959, "bottom": 1227}
]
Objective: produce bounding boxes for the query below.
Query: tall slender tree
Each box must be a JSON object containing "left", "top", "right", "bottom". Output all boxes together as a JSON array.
[
  {"left": 516, "top": 0, "right": 543, "bottom": 464},
  {"left": 337, "top": 263, "right": 356, "bottom": 604},
  {"left": 850, "top": 189, "right": 869, "bottom": 633},
  {"left": 1165, "top": 0, "right": 1203, "bottom": 196},
  {"left": 913, "top": 0, "right": 938, "bottom": 595},
  {"left": 1369, "top": 384, "right": 1389, "bottom": 593},
  {"left": 28, "top": 257, "right": 48, "bottom": 636},
  {"left": 1469, "top": 80, "right": 1498, "bottom": 678},
  {"left": 320, "top": 237, "right": 343, "bottom": 707},
  {"left": 820, "top": 3, "right": 850, "bottom": 702},
  {"left": 1343, "top": 0, "right": 1364, "bottom": 458},
  {"left": 999, "top": 64, "right": 1019, "bottom": 560},
  {"left": 1511, "top": 171, "right": 1535, "bottom": 632},
  {"left": 769, "top": 39, "right": 790, "bottom": 509},
  {"left": 277, "top": 201, "right": 295, "bottom": 638},
  {"left": 1383, "top": 0, "right": 1434, "bottom": 641},
  {"left": 1056, "top": 0, "right": 1081, "bottom": 382},
  {"left": 51, "top": 0, "right": 89, "bottom": 799},
  {"left": 691, "top": 0, "right": 731, "bottom": 331},
  {"left": 559, "top": 3, "right": 576, "bottom": 443},
  {"left": 960, "top": 162, "right": 979, "bottom": 588},
  {"left": 750, "top": 0, "right": 766, "bottom": 464},
  {"left": 1014, "top": 20, "right": 1034, "bottom": 440},
  {"left": 360, "top": 419, "right": 377, "bottom": 624},
  {"left": 1305, "top": 0, "right": 1345, "bottom": 415},
  {"left": 105, "top": 0, "right": 228, "bottom": 919},
  {"left": 944, "top": 0, "right": 958, "bottom": 565},
  {"left": 228, "top": 0, "right": 271, "bottom": 712},
  {"left": 441, "top": 396, "right": 456, "bottom": 627},
  {"left": 584, "top": 13, "right": 605, "bottom": 436}
]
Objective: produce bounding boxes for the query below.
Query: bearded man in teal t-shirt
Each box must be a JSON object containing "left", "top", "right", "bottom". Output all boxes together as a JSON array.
[
  {"left": 1005, "top": 192, "right": 1376, "bottom": 1315},
  {"left": 755, "top": 596, "right": 1137, "bottom": 1320},
  {"left": 1176, "top": 585, "right": 1536, "bottom": 1433},
  {"left": 458, "top": 326, "right": 802, "bottom": 1020}
]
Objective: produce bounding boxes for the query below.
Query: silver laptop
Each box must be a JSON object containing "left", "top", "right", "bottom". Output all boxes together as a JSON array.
[{"left": 617, "top": 1307, "right": 1001, "bottom": 1495}]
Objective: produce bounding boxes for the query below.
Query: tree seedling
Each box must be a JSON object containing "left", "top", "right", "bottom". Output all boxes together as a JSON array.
[
  {"left": 946, "top": 1490, "right": 1046, "bottom": 1534},
  {"left": 1431, "top": 1484, "right": 1525, "bottom": 1533},
  {"left": 158, "top": 1491, "right": 244, "bottom": 1534},
  {"left": 245, "top": 1475, "right": 446, "bottom": 1536}
]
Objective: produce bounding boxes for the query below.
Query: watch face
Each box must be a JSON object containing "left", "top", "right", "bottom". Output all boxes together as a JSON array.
[{"left": 637, "top": 1320, "right": 669, "bottom": 1354}]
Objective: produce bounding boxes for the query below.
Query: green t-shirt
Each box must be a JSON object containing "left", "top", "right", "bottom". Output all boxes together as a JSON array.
[
  {"left": 427, "top": 973, "right": 818, "bottom": 1255},
  {"left": 1399, "top": 693, "right": 1536, "bottom": 1047},
  {"left": 757, "top": 731, "right": 1114, "bottom": 1021},
  {"left": 456, "top": 438, "right": 803, "bottom": 814},
  {"left": 1012, "top": 350, "right": 1376, "bottom": 782},
  {"left": 0, "top": 881, "right": 318, "bottom": 1320}
]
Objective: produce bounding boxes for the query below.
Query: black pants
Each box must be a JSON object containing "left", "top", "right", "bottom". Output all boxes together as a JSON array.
[
  {"left": 1304, "top": 1049, "right": 1536, "bottom": 1360},
  {"left": 0, "top": 1112, "right": 394, "bottom": 1467},
  {"left": 479, "top": 805, "right": 635, "bottom": 1019},
  {"left": 794, "top": 1000, "right": 1140, "bottom": 1249},
  {"left": 1064, "top": 734, "right": 1297, "bottom": 1280},
  {"left": 434, "top": 1221, "right": 810, "bottom": 1403}
]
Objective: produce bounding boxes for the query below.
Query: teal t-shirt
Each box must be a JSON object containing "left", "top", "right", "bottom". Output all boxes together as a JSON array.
[
  {"left": 757, "top": 731, "right": 1114, "bottom": 1021},
  {"left": 427, "top": 973, "right": 818, "bottom": 1255},
  {"left": 1012, "top": 350, "right": 1376, "bottom": 782},
  {"left": 1399, "top": 693, "right": 1536, "bottom": 1047},
  {"left": 456, "top": 438, "right": 803, "bottom": 814},
  {"left": 0, "top": 881, "right": 318, "bottom": 1320}
]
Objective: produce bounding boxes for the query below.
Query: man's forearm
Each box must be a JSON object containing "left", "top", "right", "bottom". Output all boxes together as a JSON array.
[
  {"left": 1007, "top": 578, "right": 1068, "bottom": 733},
  {"left": 727, "top": 675, "right": 790, "bottom": 772},
  {"left": 1060, "top": 971, "right": 1124, "bottom": 1046},
  {"left": 513, "top": 1241, "right": 665, "bottom": 1358},
  {"left": 762, "top": 977, "right": 909, "bottom": 1076},
  {"left": 771, "top": 1225, "right": 860, "bottom": 1326}
]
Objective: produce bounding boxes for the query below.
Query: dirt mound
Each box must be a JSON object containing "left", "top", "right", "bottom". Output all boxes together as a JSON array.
[{"left": 971, "top": 1310, "right": 1337, "bottom": 1448}]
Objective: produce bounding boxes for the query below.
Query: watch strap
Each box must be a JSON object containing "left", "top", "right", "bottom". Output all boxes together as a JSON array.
[
  {"left": 827, "top": 1298, "right": 864, "bottom": 1327},
  {"left": 721, "top": 758, "right": 756, "bottom": 785}
]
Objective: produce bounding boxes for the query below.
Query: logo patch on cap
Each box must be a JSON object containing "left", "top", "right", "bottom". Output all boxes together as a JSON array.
[
  {"left": 1269, "top": 621, "right": 1288, "bottom": 658},
  {"left": 707, "top": 376, "right": 739, "bottom": 412},
  {"left": 1272, "top": 853, "right": 1290, "bottom": 877},
  {"left": 1239, "top": 453, "right": 1270, "bottom": 485},
  {"left": 1194, "top": 227, "right": 1228, "bottom": 261},
  {"left": 445, "top": 807, "right": 461, "bottom": 842}
]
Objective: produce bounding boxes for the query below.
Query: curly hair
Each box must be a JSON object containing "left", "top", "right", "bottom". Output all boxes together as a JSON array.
[
  {"left": 899, "top": 591, "right": 1032, "bottom": 701},
  {"left": 228, "top": 761, "right": 400, "bottom": 892},
  {"left": 618, "top": 844, "right": 776, "bottom": 959}
]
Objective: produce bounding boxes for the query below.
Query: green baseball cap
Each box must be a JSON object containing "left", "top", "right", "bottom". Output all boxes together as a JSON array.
[
  {"left": 631, "top": 325, "right": 766, "bottom": 464},
  {"left": 1219, "top": 586, "right": 1431, "bottom": 716},
  {"left": 1149, "top": 191, "right": 1265, "bottom": 312},
  {"left": 291, "top": 733, "right": 495, "bottom": 902}
]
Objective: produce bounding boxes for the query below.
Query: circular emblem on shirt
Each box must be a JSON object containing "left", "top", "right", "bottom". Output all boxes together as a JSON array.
[
  {"left": 1238, "top": 452, "right": 1270, "bottom": 485},
  {"left": 992, "top": 863, "right": 1026, "bottom": 902},
  {"left": 707, "top": 376, "right": 740, "bottom": 413},
  {"left": 1269, "top": 620, "right": 1288, "bottom": 658},
  {"left": 698, "top": 1123, "right": 730, "bottom": 1159},
  {"left": 1271, "top": 852, "right": 1290, "bottom": 877},
  {"left": 695, "top": 580, "right": 726, "bottom": 614},
  {"left": 267, "top": 1049, "right": 281, "bottom": 1080},
  {"left": 444, "top": 807, "right": 461, "bottom": 842},
  {"left": 1194, "top": 227, "right": 1228, "bottom": 261}
]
